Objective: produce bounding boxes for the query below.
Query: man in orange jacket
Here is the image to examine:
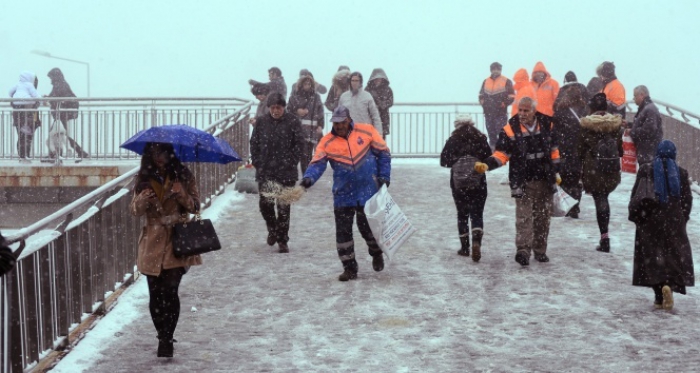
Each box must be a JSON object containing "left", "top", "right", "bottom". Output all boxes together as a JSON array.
[
  {"left": 479, "top": 62, "right": 515, "bottom": 150},
  {"left": 599, "top": 61, "right": 626, "bottom": 117},
  {"left": 530, "top": 62, "right": 560, "bottom": 117}
]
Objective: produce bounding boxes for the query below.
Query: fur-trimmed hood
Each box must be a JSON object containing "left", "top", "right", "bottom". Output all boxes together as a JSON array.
[
  {"left": 580, "top": 113, "right": 622, "bottom": 133},
  {"left": 332, "top": 69, "right": 351, "bottom": 89}
]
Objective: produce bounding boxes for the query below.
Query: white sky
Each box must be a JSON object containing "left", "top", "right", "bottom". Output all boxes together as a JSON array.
[{"left": 2, "top": 0, "right": 699, "bottom": 112}]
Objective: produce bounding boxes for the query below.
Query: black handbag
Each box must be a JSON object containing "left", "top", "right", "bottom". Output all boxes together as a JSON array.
[
  {"left": 628, "top": 175, "right": 658, "bottom": 224},
  {"left": 172, "top": 214, "right": 222, "bottom": 258}
]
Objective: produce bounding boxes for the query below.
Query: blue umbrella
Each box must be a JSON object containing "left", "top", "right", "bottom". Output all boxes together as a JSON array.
[{"left": 120, "top": 124, "right": 241, "bottom": 163}]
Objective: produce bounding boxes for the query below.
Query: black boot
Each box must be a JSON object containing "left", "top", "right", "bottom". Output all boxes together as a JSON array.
[
  {"left": 457, "top": 234, "right": 470, "bottom": 257},
  {"left": 372, "top": 254, "right": 384, "bottom": 272},
  {"left": 157, "top": 338, "right": 175, "bottom": 357},
  {"left": 266, "top": 224, "right": 277, "bottom": 246},
  {"left": 471, "top": 229, "right": 483, "bottom": 262},
  {"left": 596, "top": 237, "right": 610, "bottom": 253}
]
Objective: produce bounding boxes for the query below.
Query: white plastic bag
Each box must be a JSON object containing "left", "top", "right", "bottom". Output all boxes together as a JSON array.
[
  {"left": 552, "top": 185, "right": 577, "bottom": 217},
  {"left": 364, "top": 185, "right": 416, "bottom": 260},
  {"left": 47, "top": 120, "right": 67, "bottom": 156}
]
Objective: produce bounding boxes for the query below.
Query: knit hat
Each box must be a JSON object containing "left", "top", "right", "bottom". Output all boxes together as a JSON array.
[
  {"left": 490, "top": 62, "right": 502, "bottom": 70},
  {"left": 266, "top": 92, "right": 286, "bottom": 107},
  {"left": 564, "top": 71, "right": 577, "bottom": 83},
  {"left": 588, "top": 92, "right": 608, "bottom": 112},
  {"left": 600, "top": 62, "right": 616, "bottom": 79},
  {"left": 454, "top": 113, "right": 474, "bottom": 128}
]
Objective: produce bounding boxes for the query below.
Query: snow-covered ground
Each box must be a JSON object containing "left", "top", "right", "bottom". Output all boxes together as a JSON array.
[{"left": 51, "top": 159, "right": 700, "bottom": 372}]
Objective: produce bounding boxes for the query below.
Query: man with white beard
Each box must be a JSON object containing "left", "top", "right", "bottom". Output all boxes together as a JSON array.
[{"left": 338, "top": 71, "right": 382, "bottom": 134}]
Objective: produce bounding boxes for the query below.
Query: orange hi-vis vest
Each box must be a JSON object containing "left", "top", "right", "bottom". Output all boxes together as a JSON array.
[{"left": 482, "top": 75, "right": 509, "bottom": 96}]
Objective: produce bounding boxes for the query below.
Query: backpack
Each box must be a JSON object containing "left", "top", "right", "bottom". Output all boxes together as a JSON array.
[
  {"left": 452, "top": 155, "right": 481, "bottom": 189},
  {"left": 595, "top": 136, "right": 620, "bottom": 173}
]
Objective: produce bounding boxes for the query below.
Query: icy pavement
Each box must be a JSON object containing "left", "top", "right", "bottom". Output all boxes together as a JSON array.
[{"left": 51, "top": 159, "right": 700, "bottom": 372}]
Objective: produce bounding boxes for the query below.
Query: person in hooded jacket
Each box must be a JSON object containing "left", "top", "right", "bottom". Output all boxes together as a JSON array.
[
  {"left": 629, "top": 140, "right": 693, "bottom": 311},
  {"left": 440, "top": 114, "right": 492, "bottom": 262},
  {"left": 553, "top": 71, "right": 590, "bottom": 218},
  {"left": 479, "top": 62, "right": 515, "bottom": 150},
  {"left": 250, "top": 93, "right": 304, "bottom": 253},
  {"left": 325, "top": 66, "right": 350, "bottom": 112},
  {"left": 530, "top": 62, "right": 560, "bottom": 117},
  {"left": 511, "top": 68, "right": 536, "bottom": 117},
  {"left": 598, "top": 61, "right": 626, "bottom": 117},
  {"left": 9, "top": 71, "right": 41, "bottom": 162},
  {"left": 630, "top": 85, "right": 663, "bottom": 165},
  {"left": 300, "top": 105, "right": 391, "bottom": 282},
  {"left": 46, "top": 68, "right": 89, "bottom": 158},
  {"left": 578, "top": 93, "right": 623, "bottom": 252},
  {"left": 338, "top": 72, "right": 382, "bottom": 134},
  {"left": 366, "top": 68, "right": 394, "bottom": 139},
  {"left": 288, "top": 75, "right": 324, "bottom": 174},
  {"left": 290, "top": 69, "right": 327, "bottom": 96}
]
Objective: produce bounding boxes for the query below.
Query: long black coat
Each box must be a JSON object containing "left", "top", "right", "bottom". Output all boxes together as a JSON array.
[
  {"left": 249, "top": 112, "right": 303, "bottom": 183},
  {"left": 287, "top": 89, "right": 324, "bottom": 143},
  {"left": 630, "top": 164, "right": 694, "bottom": 293},
  {"left": 47, "top": 68, "right": 79, "bottom": 121},
  {"left": 630, "top": 98, "right": 663, "bottom": 165},
  {"left": 440, "top": 124, "right": 492, "bottom": 191}
]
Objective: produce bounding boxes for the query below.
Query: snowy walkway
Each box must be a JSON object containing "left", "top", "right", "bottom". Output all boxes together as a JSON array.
[{"left": 51, "top": 159, "right": 700, "bottom": 372}]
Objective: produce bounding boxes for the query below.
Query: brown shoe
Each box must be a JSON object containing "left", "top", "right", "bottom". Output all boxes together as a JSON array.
[
  {"left": 338, "top": 270, "right": 358, "bottom": 281},
  {"left": 662, "top": 285, "right": 674, "bottom": 310},
  {"left": 278, "top": 242, "right": 289, "bottom": 253}
]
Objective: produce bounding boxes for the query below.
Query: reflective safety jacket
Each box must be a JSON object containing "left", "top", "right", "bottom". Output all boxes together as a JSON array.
[
  {"left": 512, "top": 68, "right": 536, "bottom": 117},
  {"left": 304, "top": 122, "right": 391, "bottom": 207},
  {"left": 479, "top": 75, "right": 515, "bottom": 116},
  {"left": 484, "top": 112, "right": 561, "bottom": 197},
  {"left": 601, "top": 78, "right": 626, "bottom": 117},
  {"left": 530, "top": 62, "right": 560, "bottom": 117}
]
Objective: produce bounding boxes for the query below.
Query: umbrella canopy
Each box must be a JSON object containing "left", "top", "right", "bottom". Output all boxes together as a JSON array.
[{"left": 120, "top": 125, "right": 241, "bottom": 163}]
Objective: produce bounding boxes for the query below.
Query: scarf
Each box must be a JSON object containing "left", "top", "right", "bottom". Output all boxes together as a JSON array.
[{"left": 653, "top": 140, "right": 680, "bottom": 204}]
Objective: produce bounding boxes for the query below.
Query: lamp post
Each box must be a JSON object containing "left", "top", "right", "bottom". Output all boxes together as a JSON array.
[{"left": 31, "top": 49, "right": 90, "bottom": 97}]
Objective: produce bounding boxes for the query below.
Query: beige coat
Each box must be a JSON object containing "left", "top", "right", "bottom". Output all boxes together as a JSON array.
[{"left": 130, "top": 173, "right": 202, "bottom": 276}]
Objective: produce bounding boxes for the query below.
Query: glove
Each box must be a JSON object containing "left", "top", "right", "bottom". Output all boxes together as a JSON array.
[
  {"left": 378, "top": 178, "right": 390, "bottom": 188},
  {"left": 474, "top": 162, "right": 489, "bottom": 174},
  {"left": 0, "top": 248, "right": 16, "bottom": 276},
  {"left": 299, "top": 178, "right": 313, "bottom": 189},
  {"left": 555, "top": 173, "right": 562, "bottom": 186}
]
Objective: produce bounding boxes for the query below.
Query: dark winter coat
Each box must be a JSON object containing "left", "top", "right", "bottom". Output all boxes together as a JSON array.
[
  {"left": 324, "top": 70, "right": 350, "bottom": 112},
  {"left": 630, "top": 163, "right": 693, "bottom": 292},
  {"left": 553, "top": 99, "right": 587, "bottom": 178},
  {"left": 365, "top": 69, "right": 394, "bottom": 136},
  {"left": 249, "top": 76, "right": 287, "bottom": 98},
  {"left": 287, "top": 87, "right": 324, "bottom": 143},
  {"left": 47, "top": 68, "right": 78, "bottom": 121},
  {"left": 631, "top": 97, "right": 663, "bottom": 165},
  {"left": 250, "top": 112, "right": 303, "bottom": 183},
  {"left": 577, "top": 112, "right": 623, "bottom": 195},
  {"left": 440, "top": 124, "right": 492, "bottom": 191}
]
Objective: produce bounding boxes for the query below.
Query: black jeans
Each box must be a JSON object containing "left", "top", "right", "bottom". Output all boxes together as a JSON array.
[
  {"left": 334, "top": 205, "right": 382, "bottom": 272},
  {"left": 451, "top": 187, "right": 487, "bottom": 236},
  {"left": 146, "top": 267, "right": 186, "bottom": 341},
  {"left": 484, "top": 111, "right": 508, "bottom": 151},
  {"left": 12, "top": 110, "right": 35, "bottom": 158},
  {"left": 259, "top": 180, "right": 295, "bottom": 244}
]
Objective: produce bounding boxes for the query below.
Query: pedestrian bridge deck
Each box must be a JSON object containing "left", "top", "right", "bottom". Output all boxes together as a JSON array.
[{"left": 50, "top": 160, "right": 700, "bottom": 372}]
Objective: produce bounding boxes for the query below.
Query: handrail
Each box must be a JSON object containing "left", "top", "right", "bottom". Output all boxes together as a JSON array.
[{"left": 0, "top": 97, "right": 251, "bottom": 103}]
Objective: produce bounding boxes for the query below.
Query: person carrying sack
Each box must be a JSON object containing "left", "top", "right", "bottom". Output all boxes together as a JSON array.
[
  {"left": 440, "top": 114, "right": 492, "bottom": 262},
  {"left": 46, "top": 68, "right": 89, "bottom": 159},
  {"left": 577, "top": 93, "right": 623, "bottom": 253}
]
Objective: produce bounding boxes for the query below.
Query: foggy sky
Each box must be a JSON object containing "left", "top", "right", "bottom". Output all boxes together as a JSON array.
[{"left": 1, "top": 0, "right": 698, "bottom": 113}]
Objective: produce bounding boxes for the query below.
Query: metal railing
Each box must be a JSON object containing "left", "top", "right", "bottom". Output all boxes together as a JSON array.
[
  {"left": 0, "top": 97, "right": 249, "bottom": 161},
  {"left": 0, "top": 101, "right": 251, "bottom": 373}
]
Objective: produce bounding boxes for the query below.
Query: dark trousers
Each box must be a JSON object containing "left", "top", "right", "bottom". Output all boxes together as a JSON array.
[
  {"left": 484, "top": 111, "right": 508, "bottom": 151},
  {"left": 146, "top": 267, "right": 185, "bottom": 341},
  {"left": 451, "top": 187, "right": 487, "bottom": 236},
  {"left": 591, "top": 192, "right": 610, "bottom": 235},
  {"left": 334, "top": 206, "right": 382, "bottom": 272},
  {"left": 300, "top": 142, "right": 315, "bottom": 175},
  {"left": 560, "top": 171, "right": 583, "bottom": 215},
  {"left": 259, "top": 180, "right": 294, "bottom": 244},
  {"left": 12, "top": 110, "right": 35, "bottom": 158}
]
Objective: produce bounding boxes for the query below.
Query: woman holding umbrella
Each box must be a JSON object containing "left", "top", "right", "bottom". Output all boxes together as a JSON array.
[{"left": 129, "top": 142, "right": 201, "bottom": 358}]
